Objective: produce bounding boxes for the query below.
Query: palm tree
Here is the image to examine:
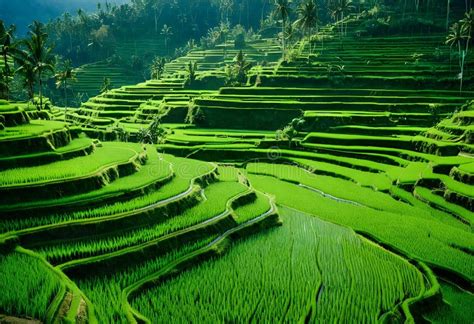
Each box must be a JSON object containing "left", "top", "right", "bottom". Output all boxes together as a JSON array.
[
  {"left": 55, "top": 59, "right": 76, "bottom": 119},
  {"left": 100, "top": 77, "right": 112, "bottom": 94},
  {"left": 150, "top": 57, "right": 166, "bottom": 80},
  {"left": 330, "top": 0, "right": 353, "bottom": 38},
  {"left": 446, "top": 0, "right": 451, "bottom": 31},
  {"left": 294, "top": 0, "right": 319, "bottom": 55},
  {"left": 219, "top": 0, "right": 234, "bottom": 23},
  {"left": 461, "top": 9, "right": 473, "bottom": 56},
  {"left": 233, "top": 50, "right": 252, "bottom": 84},
  {"left": 0, "top": 21, "right": 17, "bottom": 100},
  {"left": 187, "top": 61, "right": 198, "bottom": 84},
  {"left": 150, "top": 0, "right": 164, "bottom": 34},
  {"left": 446, "top": 22, "right": 468, "bottom": 92},
  {"left": 0, "top": 22, "right": 16, "bottom": 70},
  {"left": 273, "top": 0, "right": 292, "bottom": 59},
  {"left": 218, "top": 21, "right": 230, "bottom": 59},
  {"left": 161, "top": 24, "right": 173, "bottom": 55},
  {"left": 14, "top": 50, "right": 36, "bottom": 100},
  {"left": 24, "top": 21, "right": 55, "bottom": 110}
]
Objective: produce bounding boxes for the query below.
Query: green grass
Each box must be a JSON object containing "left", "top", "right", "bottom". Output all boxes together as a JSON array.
[
  {"left": 132, "top": 207, "right": 424, "bottom": 322},
  {"left": 0, "top": 250, "right": 62, "bottom": 321}
]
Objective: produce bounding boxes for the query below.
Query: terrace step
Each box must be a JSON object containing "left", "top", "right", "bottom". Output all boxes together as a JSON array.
[
  {"left": 413, "top": 186, "right": 473, "bottom": 227},
  {"left": 0, "top": 135, "right": 97, "bottom": 170},
  {"left": 303, "top": 133, "right": 463, "bottom": 156},
  {"left": 0, "top": 120, "right": 79, "bottom": 157},
  {"left": 62, "top": 196, "right": 279, "bottom": 286},
  {"left": 0, "top": 142, "right": 147, "bottom": 204},
  {"left": 0, "top": 148, "right": 173, "bottom": 217},
  {"left": 32, "top": 171, "right": 251, "bottom": 264},
  {"left": 416, "top": 175, "right": 474, "bottom": 212},
  {"left": 0, "top": 159, "right": 216, "bottom": 239},
  {"left": 218, "top": 87, "right": 474, "bottom": 98},
  {"left": 450, "top": 163, "right": 474, "bottom": 185}
]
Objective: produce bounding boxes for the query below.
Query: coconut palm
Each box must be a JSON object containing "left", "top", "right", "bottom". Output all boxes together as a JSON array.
[
  {"left": 218, "top": 21, "right": 230, "bottom": 59},
  {"left": 150, "top": 0, "right": 164, "bottom": 34},
  {"left": 24, "top": 21, "right": 55, "bottom": 110},
  {"left": 330, "top": 0, "right": 353, "bottom": 37},
  {"left": 446, "top": 0, "right": 451, "bottom": 31},
  {"left": 0, "top": 22, "right": 16, "bottom": 70},
  {"left": 55, "top": 59, "right": 76, "bottom": 118},
  {"left": 187, "top": 61, "right": 198, "bottom": 84},
  {"left": 219, "top": 0, "right": 234, "bottom": 23},
  {"left": 446, "top": 22, "right": 468, "bottom": 92},
  {"left": 100, "top": 77, "right": 112, "bottom": 94},
  {"left": 233, "top": 50, "right": 252, "bottom": 84},
  {"left": 150, "top": 57, "right": 166, "bottom": 80},
  {"left": 161, "top": 24, "right": 173, "bottom": 55},
  {"left": 0, "top": 21, "right": 17, "bottom": 99},
  {"left": 14, "top": 50, "right": 36, "bottom": 100},
  {"left": 273, "top": 0, "right": 292, "bottom": 59},
  {"left": 294, "top": 0, "right": 319, "bottom": 55},
  {"left": 461, "top": 9, "right": 473, "bottom": 54}
]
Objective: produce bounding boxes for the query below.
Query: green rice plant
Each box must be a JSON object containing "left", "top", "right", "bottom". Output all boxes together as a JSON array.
[
  {"left": 0, "top": 156, "right": 214, "bottom": 233},
  {"left": 36, "top": 181, "right": 247, "bottom": 262},
  {"left": 131, "top": 207, "right": 424, "bottom": 323},
  {"left": 423, "top": 280, "right": 474, "bottom": 323},
  {"left": 216, "top": 165, "right": 241, "bottom": 182},
  {"left": 0, "top": 120, "right": 68, "bottom": 140},
  {"left": 248, "top": 174, "right": 474, "bottom": 280},
  {"left": 0, "top": 142, "right": 143, "bottom": 186},
  {"left": 289, "top": 157, "right": 393, "bottom": 191},
  {"left": 76, "top": 237, "right": 216, "bottom": 324},
  {"left": 233, "top": 191, "right": 272, "bottom": 224},
  {"left": 2, "top": 147, "right": 172, "bottom": 213},
  {"left": 246, "top": 162, "right": 423, "bottom": 217},
  {"left": 0, "top": 250, "right": 62, "bottom": 321},
  {"left": 414, "top": 187, "right": 473, "bottom": 227}
]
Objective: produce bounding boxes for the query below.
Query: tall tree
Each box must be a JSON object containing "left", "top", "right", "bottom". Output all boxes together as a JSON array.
[
  {"left": 14, "top": 49, "right": 36, "bottom": 100},
  {"left": 273, "top": 0, "right": 292, "bottom": 59},
  {"left": 294, "top": 0, "right": 319, "bottom": 55},
  {"left": 0, "top": 21, "right": 17, "bottom": 100},
  {"left": 24, "top": 21, "right": 55, "bottom": 110},
  {"left": 233, "top": 50, "right": 252, "bottom": 84},
  {"left": 161, "top": 24, "right": 173, "bottom": 55},
  {"left": 446, "top": 0, "right": 451, "bottom": 31},
  {"left": 330, "top": 0, "right": 353, "bottom": 38},
  {"left": 219, "top": 0, "right": 234, "bottom": 23},
  {"left": 100, "top": 77, "right": 112, "bottom": 94},
  {"left": 55, "top": 59, "right": 76, "bottom": 118},
  {"left": 462, "top": 9, "right": 473, "bottom": 57},
  {"left": 446, "top": 22, "right": 468, "bottom": 92},
  {"left": 218, "top": 21, "right": 230, "bottom": 58}
]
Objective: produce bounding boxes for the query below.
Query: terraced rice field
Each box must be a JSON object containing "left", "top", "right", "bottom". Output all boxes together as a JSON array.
[
  {"left": 132, "top": 208, "right": 427, "bottom": 323},
  {"left": 0, "top": 103, "right": 278, "bottom": 322},
  {"left": 72, "top": 62, "right": 143, "bottom": 99},
  {"left": 1, "top": 10, "right": 473, "bottom": 324}
]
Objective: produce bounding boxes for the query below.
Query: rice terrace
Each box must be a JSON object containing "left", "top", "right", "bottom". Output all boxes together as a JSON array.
[{"left": 0, "top": 0, "right": 473, "bottom": 323}]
